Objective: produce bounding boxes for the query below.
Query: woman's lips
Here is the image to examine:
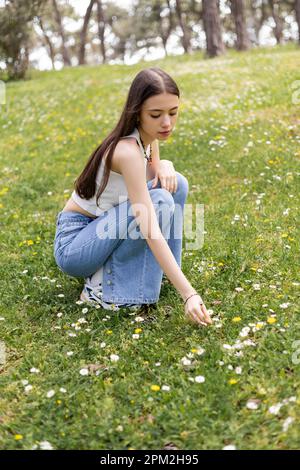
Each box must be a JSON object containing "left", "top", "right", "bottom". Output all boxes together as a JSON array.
[{"left": 158, "top": 130, "right": 171, "bottom": 136}]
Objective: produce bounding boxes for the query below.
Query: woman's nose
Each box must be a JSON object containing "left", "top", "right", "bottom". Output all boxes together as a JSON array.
[{"left": 162, "top": 116, "right": 171, "bottom": 127}]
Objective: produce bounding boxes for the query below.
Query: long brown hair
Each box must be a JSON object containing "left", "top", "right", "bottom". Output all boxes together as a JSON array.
[{"left": 74, "top": 67, "right": 180, "bottom": 207}]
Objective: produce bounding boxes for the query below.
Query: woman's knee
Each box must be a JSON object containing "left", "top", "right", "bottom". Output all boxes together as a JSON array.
[
  {"left": 151, "top": 187, "right": 175, "bottom": 211},
  {"left": 175, "top": 171, "right": 189, "bottom": 197}
]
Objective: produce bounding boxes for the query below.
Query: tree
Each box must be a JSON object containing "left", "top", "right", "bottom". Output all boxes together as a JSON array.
[
  {"left": 175, "top": 0, "right": 192, "bottom": 53},
  {"left": 52, "top": 0, "right": 71, "bottom": 66},
  {"left": 268, "top": 0, "right": 284, "bottom": 44},
  {"left": 230, "top": 0, "right": 250, "bottom": 50},
  {"left": 152, "top": 0, "right": 175, "bottom": 56},
  {"left": 36, "top": 15, "right": 56, "bottom": 69},
  {"left": 131, "top": 0, "right": 168, "bottom": 60},
  {"left": 0, "top": 0, "right": 44, "bottom": 80},
  {"left": 202, "top": 0, "right": 225, "bottom": 57},
  {"left": 78, "top": 0, "right": 97, "bottom": 65},
  {"left": 248, "top": 0, "right": 268, "bottom": 45},
  {"left": 296, "top": 0, "right": 300, "bottom": 44},
  {"left": 96, "top": 0, "right": 107, "bottom": 64}
]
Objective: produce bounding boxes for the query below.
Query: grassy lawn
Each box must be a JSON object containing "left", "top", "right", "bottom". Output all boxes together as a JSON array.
[{"left": 0, "top": 44, "right": 299, "bottom": 450}]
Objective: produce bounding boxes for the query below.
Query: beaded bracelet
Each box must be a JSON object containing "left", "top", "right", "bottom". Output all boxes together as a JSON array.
[{"left": 184, "top": 293, "right": 203, "bottom": 306}]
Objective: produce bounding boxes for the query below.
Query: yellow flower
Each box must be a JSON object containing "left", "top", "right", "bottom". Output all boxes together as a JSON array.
[
  {"left": 256, "top": 322, "right": 264, "bottom": 329},
  {"left": 267, "top": 317, "right": 277, "bottom": 324},
  {"left": 228, "top": 379, "right": 238, "bottom": 385},
  {"left": 232, "top": 317, "right": 242, "bottom": 323},
  {"left": 14, "top": 434, "right": 23, "bottom": 440},
  {"left": 150, "top": 385, "right": 160, "bottom": 392},
  {"left": 56, "top": 400, "right": 62, "bottom": 405},
  {"left": 0, "top": 187, "right": 9, "bottom": 196},
  {"left": 106, "top": 330, "right": 113, "bottom": 335},
  {"left": 135, "top": 328, "right": 142, "bottom": 334}
]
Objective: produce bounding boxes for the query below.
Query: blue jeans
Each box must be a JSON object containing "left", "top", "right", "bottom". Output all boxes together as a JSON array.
[{"left": 53, "top": 172, "right": 189, "bottom": 304}]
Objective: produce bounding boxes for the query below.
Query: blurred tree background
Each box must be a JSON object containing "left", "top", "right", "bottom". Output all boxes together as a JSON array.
[{"left": 0, "top": 0, "right": 299, "bottom": 80}]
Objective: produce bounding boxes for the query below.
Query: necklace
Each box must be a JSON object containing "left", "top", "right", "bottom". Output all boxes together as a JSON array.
[{"left": 139, "top": 135, "right": 152, "bottom": 164}]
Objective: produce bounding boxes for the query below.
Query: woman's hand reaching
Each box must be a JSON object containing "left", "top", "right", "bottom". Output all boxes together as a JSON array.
[{"left": 184, "top": 294, "right": 212, "bottom": 326}]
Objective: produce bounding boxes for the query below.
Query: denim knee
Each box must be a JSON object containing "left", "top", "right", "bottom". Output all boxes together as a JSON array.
[
  {"left": 175, "top": 171, "right": 189, "bottom": 198},
  {"left": 152, "top": 187, "right": 175, "bottom": 213}
]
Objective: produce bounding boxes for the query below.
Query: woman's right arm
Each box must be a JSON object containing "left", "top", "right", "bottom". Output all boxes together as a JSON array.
[{"left": 117, "top": 142, "right": 212, "bottom": 326}]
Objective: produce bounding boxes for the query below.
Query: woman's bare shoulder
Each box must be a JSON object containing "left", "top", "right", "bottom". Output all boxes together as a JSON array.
[{"left": 109, "top": 138, "right": 141, "bottom": 174}]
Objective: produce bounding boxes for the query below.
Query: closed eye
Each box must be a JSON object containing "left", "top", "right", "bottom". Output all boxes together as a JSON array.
[{"left": 150, "top": 113, "right": 177, "bottom": 119}]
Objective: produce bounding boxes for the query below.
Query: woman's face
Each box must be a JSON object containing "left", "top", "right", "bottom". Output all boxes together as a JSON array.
[{"left": 139, "top": 92, "right": 179, "bottom": 141}]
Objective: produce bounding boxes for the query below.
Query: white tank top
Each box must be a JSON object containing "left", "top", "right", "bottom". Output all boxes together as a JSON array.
[{"left": 71, "top": 127, "right": 150, "bottom": 217}]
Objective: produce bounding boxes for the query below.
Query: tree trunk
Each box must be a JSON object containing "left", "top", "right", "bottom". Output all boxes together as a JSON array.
[
  {"left": 78, "top": 0, "right": 96, "bottom": 65},
  {"left": 296, "top": 0, "right": 300, "bottom": 45},
  {"left": 96, "top": 0, "right": 107, "bottom": 64},
  {"left": 230, "top": 0, "right": 250, "bottom": 50},
  {"left": 249, "top": 0, "right": 267, "bottom": 45},
  {"left": 52, "top": 0, "right": 71, "bottom": 66},
  {"left": 202, "top": 0, "right": 225, "bottom": 57},
  {"left": 37, "top": 16, "right": 55, "bottom": 69},
  {"left": 157, "top": 0, "right": 174, "bottom": 57},
  {"left": 268, "top": 0, "right": 283, "bottom": 44},
  {"left": 175, "top": 0, "right": 191, "bottom": 53}
]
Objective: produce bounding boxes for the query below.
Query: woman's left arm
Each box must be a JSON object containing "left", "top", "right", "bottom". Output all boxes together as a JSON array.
[{"left": 147, "top": 139, "right": 177, "bottom": 193}]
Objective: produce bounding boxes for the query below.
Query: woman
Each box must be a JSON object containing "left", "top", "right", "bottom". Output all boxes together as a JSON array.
[{"left": 53, "top": 67, "right": 212, "bottom": 327}]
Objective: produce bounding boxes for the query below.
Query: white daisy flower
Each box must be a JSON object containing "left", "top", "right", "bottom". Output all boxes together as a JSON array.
[
  {"left": 279, "top": 303, "right": 290, "bottom": 309},
  {"left": 282, "top": 417, "right": 294, "bottom": 432},
  {"left": 195, "top": 347, "right": 205, "bottom": 356},
  {"left": 110, "top": 354, "right": 119, "bottom": 362},
  {"left": 268, "top": 403, "right": 282, "bottom": 415},
  {"left": 246, "top": 399, "right": 260, "bottom": 410},
  {"left": 39, "top": 441, "right": 53, "bottom": 450},
  {"left": 135, "top": 316, "right": 145, "bottom": 322},
  {"left": 195, "top": 375, "right": 205, "bottom": 383},
  {"left": 181, "top": 357, "right": 192, "bottom": 366}
]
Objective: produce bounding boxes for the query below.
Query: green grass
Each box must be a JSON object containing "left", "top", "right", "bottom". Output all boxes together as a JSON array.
[{"left": 0, "top": 44, "right": 299, "bottom": 450}]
